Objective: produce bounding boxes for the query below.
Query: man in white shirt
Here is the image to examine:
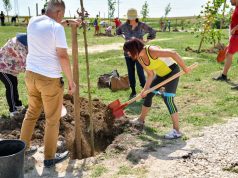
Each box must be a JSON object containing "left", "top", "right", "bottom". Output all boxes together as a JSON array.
[{"left": 20, "top": 0, "right": 79, "bottom": 167}]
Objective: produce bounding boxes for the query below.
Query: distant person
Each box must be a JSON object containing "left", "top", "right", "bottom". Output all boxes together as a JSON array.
[
  {"left": 123, "top": 38, "right": 190, "bottom": 139},
  {"left": 213, "top": 0, "right": 238, "bottom": 88},
  {"left": 163, "top": 20, "right": 168, "bottom": 32},
  {"left": 20, "top": 0, "right": 80, "bottom": 168},
  {"left": 22, "top": 16, "right": 30, "bottom": 24},
  {"left": 0, "top": 33, "right": 27, "bottom": 118},
  {"left": 168, "top": 20, "right": 171, "bottom": 32},
  {"left": 116, "top": 8, "right": 156, "bottom": 99},
  {"left": 11, "top": 15, "right": 18, "bottom": 25},
  {"left": 160, "top": 20, "right": 164, "bottom": 31},
  {"left": 0, "top": 11, "right": 5, "bottom": 26},
  {"left": 93, "top": 15, "right": 100, "bottom": 35},
  {"left": 105, "top": 25, "right": 112, "bottom": 36},
  {"left": 113, "top": 17, "right": 122, "bottom": 28},
  {"left": 41, "top": 9, "right": 46, "bottom": 15}
]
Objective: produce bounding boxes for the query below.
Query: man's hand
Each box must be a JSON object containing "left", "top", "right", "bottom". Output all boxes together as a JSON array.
[
  {"left": 68, "top": 81, "right": 76, "bottom": 95},
  {"left": 62, "top": 19, "right": 82, "bottom": 27}
]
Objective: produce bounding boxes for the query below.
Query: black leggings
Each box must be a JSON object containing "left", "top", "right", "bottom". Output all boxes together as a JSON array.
[
  {"left": 143, "top": 64, "right": 180, "bottom": 115},
  {"left": 0, "top": 72, "right": 22, "bottom": 112}
]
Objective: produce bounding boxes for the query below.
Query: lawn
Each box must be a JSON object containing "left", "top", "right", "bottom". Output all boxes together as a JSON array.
[{"left": 1, "top": 25, "right": 238, "bottom": 136}]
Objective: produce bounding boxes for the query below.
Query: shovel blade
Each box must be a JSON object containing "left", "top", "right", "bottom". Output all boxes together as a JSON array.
[
  {"left": 108, "top": 99, "right": 121, "bottom": 110},
  {"left": 113, "top": 109, "right": 125, "bottom": 118}
]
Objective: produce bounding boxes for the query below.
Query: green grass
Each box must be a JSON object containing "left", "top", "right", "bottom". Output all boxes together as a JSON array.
[
  {"left": 91, "top": 165, "right": 108, "bottom": 178},
  {"left": 1, "top": 25, "right": 238, "bottom": 134},
  {"left": 116, "top": 165, "right": 148, "bottom": 177}
]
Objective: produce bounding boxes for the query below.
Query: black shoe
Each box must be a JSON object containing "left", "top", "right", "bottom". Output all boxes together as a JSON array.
[
  {"left": 25, "top": 146, "right": 38, "bottom": 155},
  {"left": 213, "top": 74, "right": 228, "bottom": 82},
  {"left": 44, "top": 151, "right": 69, "bottom": 168},
  {"left": 231, "top": 85, "right": 238, "bottom": 90},
  {"left": 129, "top": 92, "right": 136, "bottom": 99}
]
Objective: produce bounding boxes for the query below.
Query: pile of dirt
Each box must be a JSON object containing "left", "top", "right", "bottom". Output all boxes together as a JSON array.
[
  {"left": 185, "top": 43, "right": 226, "bottom": 54},
  {"left": 0, "top": 94, "right": 130, "bottom": 159}
]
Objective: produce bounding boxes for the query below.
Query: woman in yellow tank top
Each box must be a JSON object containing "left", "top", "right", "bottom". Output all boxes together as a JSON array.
[{"left": 123, "top": 38, "right": 190, "bottom": 139}]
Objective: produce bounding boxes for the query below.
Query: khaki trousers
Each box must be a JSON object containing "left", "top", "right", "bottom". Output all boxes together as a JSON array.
[{"left": 20, "top": 71, "right": 64, "bottom": 160}]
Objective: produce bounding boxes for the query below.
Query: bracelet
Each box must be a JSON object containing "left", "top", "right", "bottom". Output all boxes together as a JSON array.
[{"left": 66, "top": 20, "right": 69, "bottom": 26}]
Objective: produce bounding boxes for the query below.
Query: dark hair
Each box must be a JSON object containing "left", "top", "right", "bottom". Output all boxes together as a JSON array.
[
  {"left": 123, "top": 38, "right": 145, "bottom": 60},
  {"left": 41, "top": 9, "right": 46, "bottom": 15},
  {"left": 127, "top": 18, "right": 139, "bottom": 24}
]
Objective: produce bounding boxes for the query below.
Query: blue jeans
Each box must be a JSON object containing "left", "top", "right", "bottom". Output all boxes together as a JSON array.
[{"left": 125, "top": 56, "right": 146, "bottom": 92}]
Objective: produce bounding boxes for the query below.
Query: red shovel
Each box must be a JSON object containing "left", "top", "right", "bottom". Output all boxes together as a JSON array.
[{"left": 108, "top": 63, "right": 198, "bottom": 118}]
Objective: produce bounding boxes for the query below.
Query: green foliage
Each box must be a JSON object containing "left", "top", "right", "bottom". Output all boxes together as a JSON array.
[
  {"left": 2, "top": 0, "right": 12, "bottom": 12},
  {"left": 2, "top": 0, "right": 12, "bottom": 22},
  {"left": 42, "top": 0, "right": 48, "bottom": 9},
  {"left": 195, "top": 0, "right": 228, "bottom": 52},
  {"left": 164, "top": 3, "right": 172, "bottom": 18},
  {"left": 141, "top": 1, "right": 149, "bottom": 21},
  {"left": 108, "top": 0, "right": 116, "bottom": 19}
]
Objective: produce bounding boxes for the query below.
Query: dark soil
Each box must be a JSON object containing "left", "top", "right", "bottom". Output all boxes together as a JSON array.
[
  {"left": 0, "top": 94, "right": 130, "bottom": 159},
  {"left": 185, "top": 43, "right": 225, "bottom": 54}
]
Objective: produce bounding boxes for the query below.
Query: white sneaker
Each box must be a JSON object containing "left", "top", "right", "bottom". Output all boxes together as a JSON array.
[
  {"left": 15, "top": 105, "right": 25, "bottom": 112},
  {"left": 164, "top": 129, "right": 182, "bottom": 139},
  {"left": 9, "top": 110, "right": 20, "bottom": 118},
  {"left": 129, "top": 118, "right": 145, "bottom": 126}
]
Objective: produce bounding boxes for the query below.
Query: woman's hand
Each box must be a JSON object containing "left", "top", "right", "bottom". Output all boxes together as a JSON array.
[
  {"left": 140, "top": 89, "right": 148, "bottom": 98},
  {"left": 183, "top": 66, "right": 191, "bottom": 74}
]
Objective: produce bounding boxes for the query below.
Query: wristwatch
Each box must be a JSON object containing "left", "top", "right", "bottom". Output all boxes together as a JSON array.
[{"left": 66, "top": 20, "right": 69, "bottom": 26}]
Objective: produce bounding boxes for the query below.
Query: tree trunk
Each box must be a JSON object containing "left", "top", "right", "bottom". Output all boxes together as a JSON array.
[
  {"left": 6, "top": 11, "right": 9, "bottom": 23},
  {"left": 220, "top": 0, "right": 227, "bottom": 29},
  {"left": 80, "top": 0, "right": 95, "bottom": 157},
  {"left": 198, "top": 34, "right": 205, "bottom": 53}
]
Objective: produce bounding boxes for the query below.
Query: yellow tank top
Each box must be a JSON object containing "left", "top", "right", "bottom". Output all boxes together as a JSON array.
[{"left": 141, "top": 45, "right": 175, "bottom": 77}]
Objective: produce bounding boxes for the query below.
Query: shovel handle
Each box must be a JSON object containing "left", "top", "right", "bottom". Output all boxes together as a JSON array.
[{"left": 125, "top": 63, "right": 198, "bottom": 105}]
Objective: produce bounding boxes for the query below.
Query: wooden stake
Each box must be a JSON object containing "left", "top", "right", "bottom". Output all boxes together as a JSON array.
[
  {"left": 71, "top": 24, "right": 82, "bottom": 159},
  {"left": 79, "top": 0, "right": 95, "bottom": 156}
]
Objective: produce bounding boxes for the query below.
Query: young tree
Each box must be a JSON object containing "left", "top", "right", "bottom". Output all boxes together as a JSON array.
[
  {"left": 108, "top": 0, "right": 116, "bottom": 23},
  {"left": 195, "top": 0, "right": 227, "bottom": 52},
  {"left": 2, "top": 0, "right": 12, "bottom": 23},
  {"left": 164, "top": 3, "right": 172, "bottom": 18},
  {"left": 141, "top": 1, "right": 149, "bottom": 21}
]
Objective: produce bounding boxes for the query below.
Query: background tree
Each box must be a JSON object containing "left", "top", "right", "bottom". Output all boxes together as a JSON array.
[
  {"left": 2, "top": 0, "right": 12, "bottom": 23},
  {"left": 43, "top": 0, "right": 48, "bottom": 10},
  {"left": 141, "top": 1, "right": 149, "bottom": 21},
  {"left": 195, "top": 0, "right": 228, "bottom": 52},
  {"left": 164, "top": 3, "right": 171, "bottom": 18},
  {"left": 108, "top": 0, "right": 116, "bottom": 24}
]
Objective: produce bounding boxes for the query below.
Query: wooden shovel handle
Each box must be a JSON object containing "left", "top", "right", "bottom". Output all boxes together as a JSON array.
[{"left": 125, "top": 63, "right": 198, "bottom": 105}]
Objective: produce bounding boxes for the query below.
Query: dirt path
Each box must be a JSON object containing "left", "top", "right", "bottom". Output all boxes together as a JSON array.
[
  {"left": 67, "top": 38, "right": 174, "bottom": 54},
  {"left": 24, "top": 118, "right": 238, "bottom": 178}
]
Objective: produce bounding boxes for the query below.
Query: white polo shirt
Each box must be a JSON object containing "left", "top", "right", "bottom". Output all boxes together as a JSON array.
[{"left": 26, "top": 15, "right": 68, "bottom": 78}]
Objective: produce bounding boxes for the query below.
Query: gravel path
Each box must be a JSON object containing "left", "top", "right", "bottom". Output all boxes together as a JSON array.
[
  {"left": 146, "top": 118, "right": 238, "bottom": 178},
  {"left": 24, "top": 118, "right": 238, "bottom": 177}
]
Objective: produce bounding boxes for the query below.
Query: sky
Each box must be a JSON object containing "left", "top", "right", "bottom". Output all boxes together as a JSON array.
[{"left": 0, "top": 0, "right": 209, "bottom": 18}]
